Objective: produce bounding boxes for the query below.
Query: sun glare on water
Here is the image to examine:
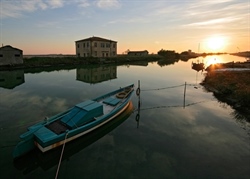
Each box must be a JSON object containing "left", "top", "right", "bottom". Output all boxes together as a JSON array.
[{"left": 204, "top": 55, "right": 223, "bottom": 66}]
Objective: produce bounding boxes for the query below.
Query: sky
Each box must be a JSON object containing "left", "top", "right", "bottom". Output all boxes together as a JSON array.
[{"left": 0, "top": 0, "right": 249, "bottom": 55}]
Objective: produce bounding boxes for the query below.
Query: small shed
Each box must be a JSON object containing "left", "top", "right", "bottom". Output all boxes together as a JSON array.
[
  {"left": 0, "top": 45, "right": 23, "bottom": 66},
  {"left": 128, "top": 50, "right": 148, "bottom": 56}
]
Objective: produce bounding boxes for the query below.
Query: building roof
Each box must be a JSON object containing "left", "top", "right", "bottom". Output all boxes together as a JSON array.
[
  {"left": 75, "top": 36, "right": 117, "bottom": 43},
  {"left": 0, "top": 45, "right": 22, "bottom": 52}
]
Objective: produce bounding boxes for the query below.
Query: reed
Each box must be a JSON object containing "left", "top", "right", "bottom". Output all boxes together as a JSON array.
[{"left": 203, "top": 71, "right": 250, "bottom": 108}]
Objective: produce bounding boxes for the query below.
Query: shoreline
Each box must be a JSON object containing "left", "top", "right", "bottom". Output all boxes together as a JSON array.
[
  {"left": 0, "top": 55, "right": 163, "bottom": 71},
  {"left": 0, "top": 54, "right": 199, "bottom": 71},
  {"left": 201, "top": 65, "right": 250, "bottom": 121}
]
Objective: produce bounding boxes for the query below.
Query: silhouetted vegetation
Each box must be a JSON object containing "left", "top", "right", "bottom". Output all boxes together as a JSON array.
[
  {"left": 202, "top": 70, "right": 250, "bottom": 119},
  {"left": 157, "top": 49, "right": 178, "bottom": 59},
  {"left": 230, "top": 51, "right": 250, "bottom": 58},
  {"left": 0, "top": 55, "right": 166, "bottom": 71}
]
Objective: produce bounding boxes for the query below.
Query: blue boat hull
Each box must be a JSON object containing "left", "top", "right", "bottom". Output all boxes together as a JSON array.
[{"left": 13, "top": 84, "right": 134, "bottom": 159}]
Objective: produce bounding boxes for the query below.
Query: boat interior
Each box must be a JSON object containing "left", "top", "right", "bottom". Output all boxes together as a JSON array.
[{"left": 44, "top": 86, "right": 133, "bottom": 136}]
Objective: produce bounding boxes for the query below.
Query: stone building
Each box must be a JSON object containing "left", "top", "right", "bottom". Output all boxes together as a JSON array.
[
  {"left": 75, "top": 36, "right": 117, "bottom": 57},
  {"left": 127, "top": 50, "right": 148, "bottom": 56},
  {"left": 0, "top": 45, "right": 23, "bottom": 66}
]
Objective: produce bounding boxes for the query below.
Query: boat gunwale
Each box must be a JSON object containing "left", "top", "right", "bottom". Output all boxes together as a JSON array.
[
  {"left": 13, "top": 84, "right": 134, "bottom": 158},
  {"left": 35, "top": 85, "right": 134, "bottom": 148},
  {"left": 35, "top": 100, "right": 132, "bottom": 152}
]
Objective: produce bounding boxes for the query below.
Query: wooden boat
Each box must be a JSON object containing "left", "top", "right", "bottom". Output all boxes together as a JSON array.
[
  {"left": 13, "top": 84, "right": 134, "bottom": 159},
  {"left": 192, "top": 62, "right": 205, "bottom": 72},
  {"left": 14, "top": 101, "right": 134, "bottom": 172}
]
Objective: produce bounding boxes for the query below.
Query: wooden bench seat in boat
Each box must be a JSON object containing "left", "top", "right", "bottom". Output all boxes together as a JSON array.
[
  {"left": 34, "top": 126, "right": 58, "bottom": 142},
  {"left": 103, "top": 97, "right": 121, "bottom": 106}
]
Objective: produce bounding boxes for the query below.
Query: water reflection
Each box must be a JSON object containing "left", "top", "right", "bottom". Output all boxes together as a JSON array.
[
  {"left": 202, "top": 54, "right": 247, "bottom": 67},
  {"left": 14, "top": 101, "right": 134, "bottom": 174},
  {"left": 157, "top": 58, "right": 180, "bottom": 67},
  {"left": 213, "top": 93, "right": 250, "bottom": 122},
  {"left": 76, "top": 65, "right": 117, "bottom": 84},
  {"left": 0, "top": 70, "right": 25, "bottom": 89},
  {"left": 1, "top": 54, "right": 249, "bottom": 178},
  {"left": 191, "top": 61, "right": 205, "bottom": 72}
]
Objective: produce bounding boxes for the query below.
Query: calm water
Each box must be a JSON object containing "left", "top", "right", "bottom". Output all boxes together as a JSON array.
[{"left": 0, "top": 55, "right": 249, "bottom": 179}]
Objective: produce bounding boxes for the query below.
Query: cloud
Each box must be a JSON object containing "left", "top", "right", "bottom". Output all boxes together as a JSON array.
[
  {"left": 78, "top": 0, "right": 91, "bottom": 7},
  {"left": 0, "top": 0, "right": 62, "bottom": 19},
  {"left": 47, "top": 0, "right": 64, "bottom": 9},
  {"left": 0, "top": 0, "right": 121, "bottom": 19},
  {"left": 185, "top": 17, "right": 240, "bottom": 27},
  {"left": 95, "top": 0, "right": 121, "bottom": 9},
  {"left": 177, "top": 0, "right": 249, "bottom": 30}
]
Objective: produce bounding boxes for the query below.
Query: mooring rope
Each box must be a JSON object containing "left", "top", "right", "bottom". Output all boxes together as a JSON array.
[
  {"left": 141, "top": 84, "right": 185, "bottom": 91},
  {"left": 138, "top": 83, "right": 203, "bottom": 92},
  {"left": 133, "top": 99, "right": 215, "bottom": 112},
  {"left": 55, "top": 131, "right": 69, "bottom": 179}
]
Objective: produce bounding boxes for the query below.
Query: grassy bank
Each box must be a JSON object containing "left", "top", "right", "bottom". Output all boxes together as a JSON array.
[
  {"left": 202, "top": 70, "right": 250, "bottom": 119},
  {"left": 0, "top": 55, "right": 164, "bottom": 70}
]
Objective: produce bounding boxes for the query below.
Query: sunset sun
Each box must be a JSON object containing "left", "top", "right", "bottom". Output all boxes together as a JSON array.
[{"left": 205, "top": 36, "right": 227, "bottom": 52}]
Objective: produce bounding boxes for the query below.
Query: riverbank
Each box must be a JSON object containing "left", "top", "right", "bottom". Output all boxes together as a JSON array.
[
  {"left": 202, "top": 64, "right": 250, "bottom": 120},
  {"left": 0, "top": 55, "right": 165, "bottom": 71}
]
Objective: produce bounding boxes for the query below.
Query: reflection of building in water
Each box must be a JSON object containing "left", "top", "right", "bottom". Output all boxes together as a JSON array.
[
  {"left": 77, "top": 66, "right": 117, "bottom": 84},
  {"left": 0, "top": 70, "right": 25, "bottom": 89}
]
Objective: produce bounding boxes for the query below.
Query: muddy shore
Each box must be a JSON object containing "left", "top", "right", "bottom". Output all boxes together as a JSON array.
[{"left": 202, "top": 64, "right": 250, "bottom": 120}]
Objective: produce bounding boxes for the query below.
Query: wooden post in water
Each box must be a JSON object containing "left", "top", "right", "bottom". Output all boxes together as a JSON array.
[
  {"left": 183, "top": 82, "right": 186, "bottom": 108},
  {"left": 136, "top": 80, "right": 141, "bottom": 128}
]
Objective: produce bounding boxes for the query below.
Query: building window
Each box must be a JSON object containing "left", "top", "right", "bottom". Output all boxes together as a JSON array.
[
  {"left": 87, "top": 42, "right": 89, "bottom": 47},
  {"left": 113, "top": 51, "right": 116, "bottom": 56},
  {"left": 113, "top": 43, "right": 116, "bottom": 48},
  {"left": 106, "top": 53, "right": 108, "bottom": 57},
  {"left": 94, "top": 42, "right": 97, "bottom": 47},
  {"left": 77, "top": 44, "right": 80, "bottom": 48},
  {"left": 106, "top": 43, "right": 110, "bottom": 48},
  {"left": 83, "top": 43, "right": 85, "bottom": 48},
  {"left": 101, "top": 43, "right": 105, "bottom": 48},
  {"left": 94, "top": 51, "right": 97, "bottom": 56}
]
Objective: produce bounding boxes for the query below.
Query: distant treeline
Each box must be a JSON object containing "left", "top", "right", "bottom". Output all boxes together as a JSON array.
[
  {"left": 157, "top": 49, "right": 199, "bottom": 60},
  {"left": 156, "top": 49, "right": 227, "bottom": 59},
  {"left": 0, "top": 55, "right": 165, "bottom": 71},
  {"left": 230, "top": 51, "right": 250, "bottom": 57}
]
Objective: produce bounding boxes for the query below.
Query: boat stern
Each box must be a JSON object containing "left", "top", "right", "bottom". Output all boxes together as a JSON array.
[{"left": 13, "top": 137, "right": 36, "bottom": 159}]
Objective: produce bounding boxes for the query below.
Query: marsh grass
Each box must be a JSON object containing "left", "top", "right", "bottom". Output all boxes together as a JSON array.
[{"left": 203, "top": 71, "right": 250, "bottom": 108}]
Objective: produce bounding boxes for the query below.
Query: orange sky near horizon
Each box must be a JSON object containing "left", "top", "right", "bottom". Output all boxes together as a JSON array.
[{"left": 1, "top": 0, "right": 249, "bottom": 55}]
